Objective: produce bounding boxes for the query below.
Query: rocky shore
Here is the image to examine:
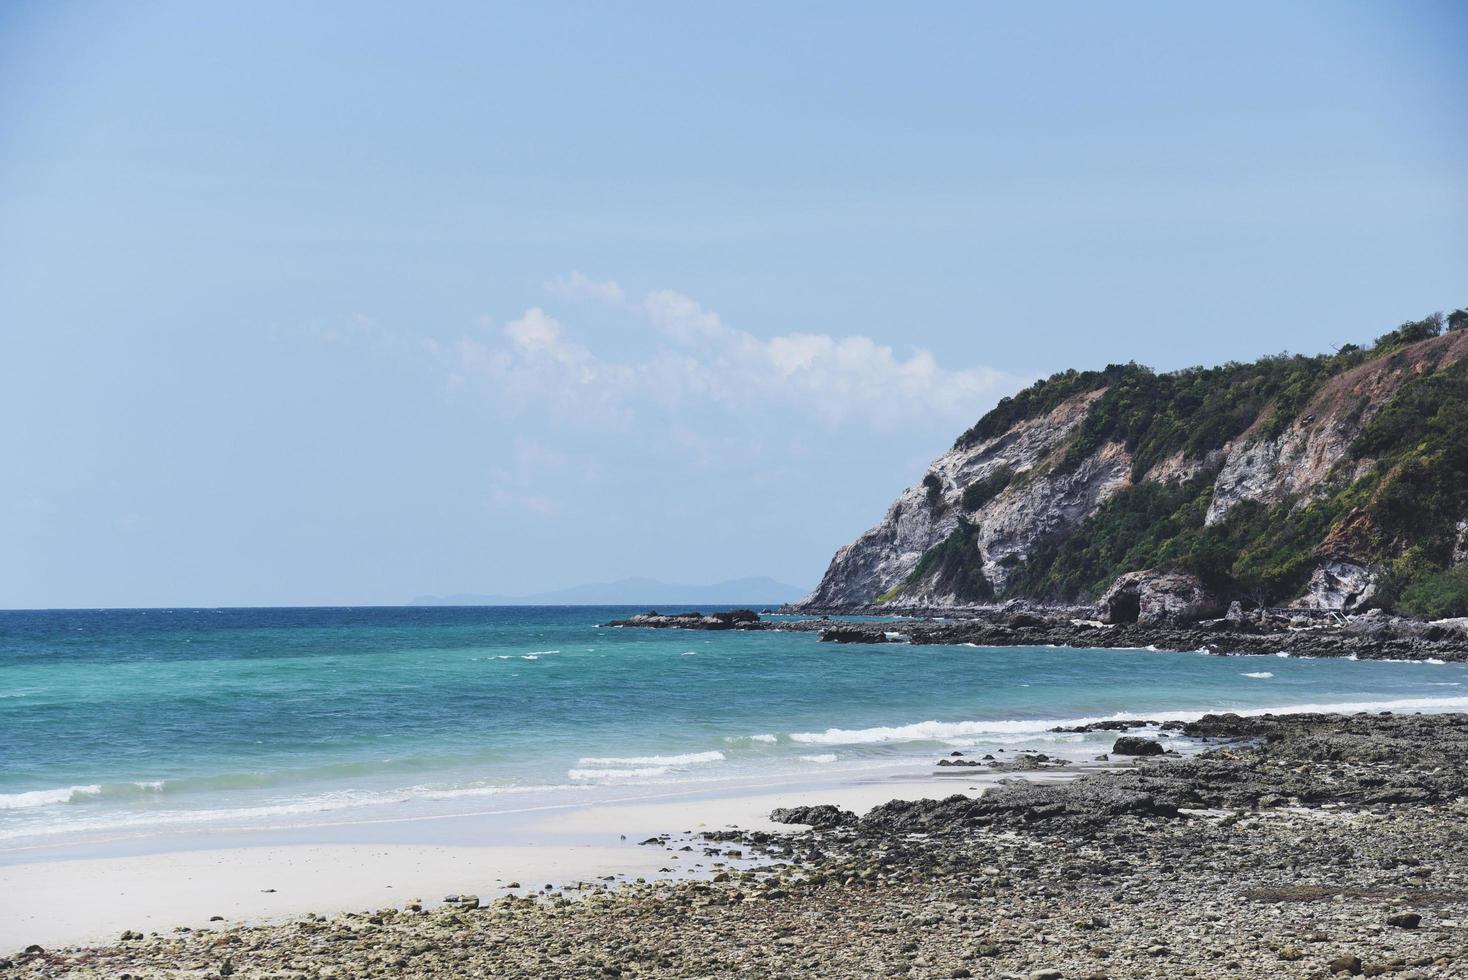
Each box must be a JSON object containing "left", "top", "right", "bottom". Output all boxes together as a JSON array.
[
  {"left": 10, "top": 712, "right": 1468, "bottom": 978},
  {"left": 604, "top": 606, "right": 1468, "bottom": 662}
]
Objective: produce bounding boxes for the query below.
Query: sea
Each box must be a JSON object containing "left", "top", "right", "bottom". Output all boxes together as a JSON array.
[{"left": 3, "top": 605, "right": 1466, "bottom": 857}]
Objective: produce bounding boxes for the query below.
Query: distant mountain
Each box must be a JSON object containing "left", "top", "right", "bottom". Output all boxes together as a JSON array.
[{"left": 409, "top": 576, "right": 806, "bottom": 606}]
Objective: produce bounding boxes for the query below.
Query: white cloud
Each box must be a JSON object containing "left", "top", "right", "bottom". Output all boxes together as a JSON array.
[
  {"left": 640, "top": 289, "right": 731, "bottom": 345},
  {"left": 503, "top": 308, "right": 562, "bottom": 352},
  {"left": 450, "top": 278, "right": 1019, "bottom": 432},
  {"left": 544, "top": 272, "right": 626, "bottom": 307}
]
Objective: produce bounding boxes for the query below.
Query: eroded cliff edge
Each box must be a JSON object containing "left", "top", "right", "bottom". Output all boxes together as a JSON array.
[{"left": 798, "top": 311, "right": 1468, "bottom": 618}]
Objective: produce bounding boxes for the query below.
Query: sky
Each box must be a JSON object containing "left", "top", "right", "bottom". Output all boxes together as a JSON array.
[{"left": 1, "top": 1, "right": 1465, "bottom": 608}]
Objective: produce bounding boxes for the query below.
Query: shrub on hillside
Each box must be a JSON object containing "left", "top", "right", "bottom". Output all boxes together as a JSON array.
[{"left": 1397, "top": 568, "right": 1468, "bottom": 620}]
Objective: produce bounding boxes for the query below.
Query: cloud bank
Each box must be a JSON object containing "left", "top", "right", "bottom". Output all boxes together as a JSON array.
[{"left": 458, "top": 275, "right": 1018, "bottom": 431}]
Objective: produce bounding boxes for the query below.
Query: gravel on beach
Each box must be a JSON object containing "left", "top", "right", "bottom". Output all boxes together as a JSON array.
[{"left": 7, "top": 712, "right": 1468, "bottom": 978}]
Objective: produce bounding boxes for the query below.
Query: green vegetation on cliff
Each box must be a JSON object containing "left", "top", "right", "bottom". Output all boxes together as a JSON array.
[
  {"left": 920, "top": 310, "right": 1468, "bottom": 615},
  {"left": 902, "top": 519, "right": 995, "bottom": 604}
]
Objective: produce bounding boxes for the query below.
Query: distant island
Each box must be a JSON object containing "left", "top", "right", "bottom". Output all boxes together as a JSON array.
[{"left": 409, "top": 575, "right": 807, "bottom": 606}]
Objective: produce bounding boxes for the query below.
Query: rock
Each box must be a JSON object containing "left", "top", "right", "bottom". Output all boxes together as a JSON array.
[
  {"left": 1386, "top": 912, "right": 1422, "bottom": 929},
  {"left": 1099, "top": 569, "right": 1224, "bottom": 625},
  {"left": 1111, "top": 736, "right": 1164, "bottom": 756},
  {"left": 1279, "top": 946, "right": 1305, "bottom": 961},
  {"left": 1300, "top": 559, "right": 1379, "bottom": 612},
  {"left": 769, "top": 804, "right": 857, "bottom": 829},
  {"left": 710, "top": 609, "right": 759, "bottom": 624},
  {"left": 819, "top": 627, "right": 887, "bottom": 643},
  {"left": 1330, "top": 953, "right": 1364, "bottom": 975}
]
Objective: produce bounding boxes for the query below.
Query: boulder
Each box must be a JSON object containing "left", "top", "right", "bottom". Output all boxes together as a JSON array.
[
  {"left": 1299, "top": 559, "right": 1378, "bottom": 612},
  {"left": 1099, "top": 569, "right": 1224, "bottom": 625},
  {"left": 769, "top": 804, "right": 857, "bottom": 829},
  {"left": 710, "top": 609, "right": 759, "bottom": 624},
  {"left": 1111, "top": 736, "right": 1165, "bottom": 756},
  {"left": 818, "top": 628, "right": 885, "bottom": 643}
]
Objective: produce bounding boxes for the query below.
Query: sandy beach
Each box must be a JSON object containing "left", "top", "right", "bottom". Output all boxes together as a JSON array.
[
  {"left": 0, "top": 771, "right": 1038, "bottom": 951},
  {"left": 8, "top": 712, "right": 1468, "bottom": 978}
]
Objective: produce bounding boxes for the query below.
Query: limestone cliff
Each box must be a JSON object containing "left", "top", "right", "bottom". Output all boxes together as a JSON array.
[{"left": 798, "top": 313, "right": 1468, "bottom": 616}]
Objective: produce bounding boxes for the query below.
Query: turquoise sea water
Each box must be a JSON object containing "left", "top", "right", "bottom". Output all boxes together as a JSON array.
[{"left": 3, "top": 606, "right": 1466, "bottom": 854}]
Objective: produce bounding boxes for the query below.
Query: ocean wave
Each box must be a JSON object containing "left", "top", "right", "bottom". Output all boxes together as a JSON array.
[
  {"left": 799, "top": 754, "right": 837, "bottom": 764},
  {"left": 568, "top": 767, "right": 671, "bottom": 781},
  {"left": 0, "top": 785, "right": 102, "bottom": 810},
  {"left": 1242, "top": 671, "right": 1274, "bottom": 679},
  {"left": 0, "top": 754, "right": 519, "bottom": 812},
  {"left": 787, "top": 695, "right": 1468, "bottom": 746},
  {"left": 0, "top": 781, "right": 580, "bottom": 841},
  {"left": 575, "top": 751, "right": 724, "bottom": 767}
]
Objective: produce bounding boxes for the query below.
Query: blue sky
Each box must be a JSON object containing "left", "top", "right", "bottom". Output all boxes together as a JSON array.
[{"left": 2, "top": 1, "right": 1465, "bottom": 607}]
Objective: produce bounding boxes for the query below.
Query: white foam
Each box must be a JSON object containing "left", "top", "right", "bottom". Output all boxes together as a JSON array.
[
  {"left": 1242, "top": 671, "right": 1274, "bottom": 679},
  {"left": 787, "top": 695, "right": 1468, "bottom": 746},
  {"left": 576, "top": 751, "right": 725, "bottom": 767},
  {"left": 799, "top": 754, "right": 837, "bottom": 764},
  {"left": 0, "top": 785, "right": 102, "bottom": 810},
  {"left": 567, "top": 767, "right": 671, "bottom": 781},
  {"left": 0, "top": 783, "right": 580, "bottom": 842},
  {"left": 725, "top": 733, "right": 777, "bottom": 744}
]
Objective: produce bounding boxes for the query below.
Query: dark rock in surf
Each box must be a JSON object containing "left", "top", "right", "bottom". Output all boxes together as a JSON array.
[{"left": 1112, "top": 736, "right": 1165, "bottom": 756}]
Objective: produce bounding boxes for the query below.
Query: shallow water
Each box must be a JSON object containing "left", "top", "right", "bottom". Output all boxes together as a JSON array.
[{"left": 3, "top": 605, "right": 1465, "bottom": 852}]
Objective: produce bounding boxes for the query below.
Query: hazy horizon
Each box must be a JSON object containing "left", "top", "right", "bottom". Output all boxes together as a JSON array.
[{"left": 3, "top": 1, "right": 1465, "bottom": 607}]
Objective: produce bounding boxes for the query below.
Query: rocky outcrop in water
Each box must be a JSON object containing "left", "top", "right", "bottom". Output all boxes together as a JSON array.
[
  {"left": 605, "top": 610, "right": 760, "bottom": 630},
  {"left": 610, "top": 606, "right": 1468, "bottom": 661}
]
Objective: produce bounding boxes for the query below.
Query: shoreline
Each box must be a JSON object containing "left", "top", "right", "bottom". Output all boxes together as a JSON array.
[
  {"left": 611, "top": 606, "right": 1468, "bottom": 662},
  {"left": 1, "top": 769, "right": 1080, "bottom": 952},
  {"left": 9, "top": 710, "right": 1466, "bottom": 977}
]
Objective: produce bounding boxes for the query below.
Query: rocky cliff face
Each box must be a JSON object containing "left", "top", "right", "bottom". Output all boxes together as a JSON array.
[
  {"left": 1205, "top": 333, "right": 1468, "bottom": 526},
  {"left": 797, "top": 321, "right": 1468, "bottom": 615},
  {"left": 798, "top": 389, "right": 1111, "bottom": 607}
]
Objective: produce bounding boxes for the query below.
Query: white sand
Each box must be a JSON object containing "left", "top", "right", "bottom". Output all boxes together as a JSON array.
[
  {"left": 0, "top": 771, "right": 1059, "bottom": 951},
  {"left": 0, "top": 842, "right": 666, "bottom": 951}
]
